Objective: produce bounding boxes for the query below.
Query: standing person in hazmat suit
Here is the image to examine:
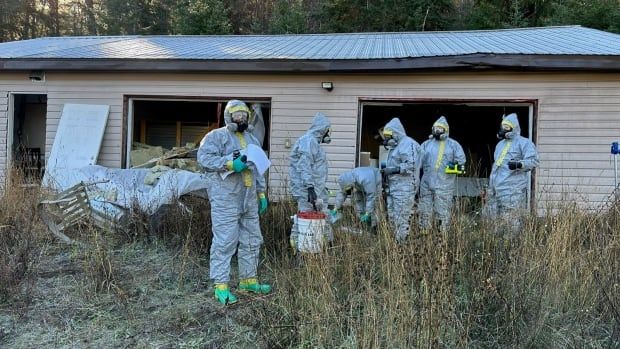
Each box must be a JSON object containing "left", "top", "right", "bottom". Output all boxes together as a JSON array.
[
  {"left": 418, "top": 116, "right": 466, "bottom": 231},
  {"left": 330, "top": 167, "right": 383, "bottom": 228},
  {"left": 288, "top": 112, "right": 332, "bottom": 251},
  {"left": 380, "top": 117, "right": 421, "bottom": 243},
  {"left": 198, "top": 99, "right": 271, "bottom": 305},
  {"left": 483, "top": 113, "right": 539, "bottom": 233}
]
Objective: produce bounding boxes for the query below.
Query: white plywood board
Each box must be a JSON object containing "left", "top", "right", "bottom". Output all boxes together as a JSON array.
[{"left": 43, "top": 103, "right": 110, "bottom": 188}]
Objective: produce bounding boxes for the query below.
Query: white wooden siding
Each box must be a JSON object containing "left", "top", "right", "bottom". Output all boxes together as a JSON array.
[{"left": 0, "top": 71, "right": 619, "bottom": 210}]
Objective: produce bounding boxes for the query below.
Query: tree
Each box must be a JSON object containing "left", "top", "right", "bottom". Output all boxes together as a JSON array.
[
  {"left": 174, "top": 0, "right": 231, "bottom": 35},
  {"left": 268, "top": 0, "right": 307, "bottom": 34},
  {"left": 546, "top": 0, "right": 620, "bottom": 33}
]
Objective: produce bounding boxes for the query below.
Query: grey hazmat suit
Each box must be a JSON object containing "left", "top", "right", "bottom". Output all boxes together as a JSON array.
[
  {"left": 334, "top": 167, "right": 383, "bottom": 227},
  {"left": 198, "top": 100, "right": 266, "bottom": 284},
  {"left": 288, "top": 112, "right": 332, "bottom": 245},
  {"left": 382, "top": 117, "right": 421, "bottom": 243},
  {"left": 418, "top": 116, "right": 466, "bottom": 231},
  {"left": 483, "top": 113, "right": 539, "bottom": 232},
  {"left": 250, "top": 103, "right": 266, "bottom": 147}
]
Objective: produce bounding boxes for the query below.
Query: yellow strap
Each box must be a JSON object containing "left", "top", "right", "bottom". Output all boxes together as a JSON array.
[
  {"left": 235, "top": 132, "right": 253, "bottom": 187},
  {"left": 495, "top": 140, "right": 512, "bottom": 167},
  {"left": 434, "top": 140, "right": 446, "bottom": 171}
]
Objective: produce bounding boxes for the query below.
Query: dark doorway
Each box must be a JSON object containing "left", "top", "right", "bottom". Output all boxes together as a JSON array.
[
  {"left": 359, "top": 101, "right": 532, "bottom": 179},
  {"left": 11, "top": 94, "right": 47, "bottom": 185}
]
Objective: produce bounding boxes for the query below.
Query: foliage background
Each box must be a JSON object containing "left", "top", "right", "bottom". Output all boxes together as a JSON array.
[{"left": 0, "top": 0, "right": 618, "bottom": 43}]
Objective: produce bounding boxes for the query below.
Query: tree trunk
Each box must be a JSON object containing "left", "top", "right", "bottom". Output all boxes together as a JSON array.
[{"left": 85, "top": 0, "right": 98, "bottom": 35}]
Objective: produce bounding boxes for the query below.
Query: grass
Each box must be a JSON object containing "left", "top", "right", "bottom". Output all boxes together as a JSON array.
[{"left": 0, "top": 168, "right": 618, "bottom": 348}]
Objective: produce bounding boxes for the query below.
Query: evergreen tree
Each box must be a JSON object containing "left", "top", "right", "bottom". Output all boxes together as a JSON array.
[
  {"left": 268, "top": 0, "right": 307, "bottom": 34},
  {"left": 174, "top": 0, "right": 231, "bottom": 35}
]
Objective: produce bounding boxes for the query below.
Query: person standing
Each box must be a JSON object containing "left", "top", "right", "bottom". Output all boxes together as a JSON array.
[
  {"left": 380, "top": 117, "right": 421, "bottom": 243},
  {"left": 288, "top": 112, "right": 332, "bottom": 250},
  {"left": 418, "top": 116, "right": 466, "bottom": 231},
  {"left": 483, "top": 113, "right": 539, "bottom": 233},
  {"left": 198, "top": 99, "right": 271, "bottom": 305}
]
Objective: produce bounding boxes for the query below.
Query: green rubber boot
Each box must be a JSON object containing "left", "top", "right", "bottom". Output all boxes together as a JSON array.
[
  {"left": 214, "top": 283, "right": 238, "bottom": 305},
  {"left": 238, "top": 278, "right": 272, "bottom": 294}
]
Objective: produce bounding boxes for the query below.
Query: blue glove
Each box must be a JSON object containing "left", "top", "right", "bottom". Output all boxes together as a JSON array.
[
  {"left": 258, "top": 192, "right": 268, "bottom": 215},
  {"left": 329, "top": 209, "right": 338, "bottom": 217},
  {"left": 231, "top": 155, "right": 248, "bottom": 172}
]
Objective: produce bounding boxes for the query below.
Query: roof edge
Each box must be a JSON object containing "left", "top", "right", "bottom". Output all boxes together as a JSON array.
[{"left": 1, "top": 54, "right": 620, "bottom": 73}]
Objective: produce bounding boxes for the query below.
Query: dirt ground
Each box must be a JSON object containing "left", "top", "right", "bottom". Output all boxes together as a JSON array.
[{"left": 0, "top": 242, "right": 273, "bottom": 349}]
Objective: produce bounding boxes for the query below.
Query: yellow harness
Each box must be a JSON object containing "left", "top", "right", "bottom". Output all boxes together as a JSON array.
[
  {"left": 235, "top": 132, "right": 253, "bottom": 187},
  {"left": 495, "top": 140, "right": 512, "bottom": 167},
  {"left": 434, "top": 140, "right": 446, "bottom": 171}
]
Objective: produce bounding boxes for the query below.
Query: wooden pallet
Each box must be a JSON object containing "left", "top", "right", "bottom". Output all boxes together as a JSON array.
[{"left": 37, "top": 182, "right": 123, "bottom": 245}]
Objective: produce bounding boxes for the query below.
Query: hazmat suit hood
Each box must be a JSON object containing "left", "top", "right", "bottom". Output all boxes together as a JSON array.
[
  {"left": 224, "top": 100, "right": 254, "bottom": 133},
  {"left": 384, "top": 117, "right": 407, "bottom": 141},
  {"left": 338, "top": 171, "right": 356, "bottom": 191},
  {"left": 307, "top": 112, "right": 331, "bottom": 142},
  {"left": 429, "top": 116, "right": 450, "bottom": 140},
  {"left": 499, "top": 113, "right": 521, "bottom": 139}
]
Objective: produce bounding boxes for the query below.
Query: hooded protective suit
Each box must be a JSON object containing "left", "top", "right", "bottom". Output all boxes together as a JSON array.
[
  {"left": 382, "top": 117, "right": 421, "bottom": 243},
  {"left": 334, "top": 167, "right": 383, "bottom": 226},
  {"left": 484, "top": 113, "right": 539, "bottom": 232},
  {"left": 418, "top": 116, "right": 466, "bottom": 231},
  {"left": 250, "top": 103, "right": 266, "bottom": 147},
  {"left": 198, "top": 100, "right": 266, "bottom": 284},
  {"left": 288, "top": 112, "right": 332, "bottom": 244}
]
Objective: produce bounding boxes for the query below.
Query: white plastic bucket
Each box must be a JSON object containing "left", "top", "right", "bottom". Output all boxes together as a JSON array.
[{"left": 296, "top": 212, "right": 327, "bottom": 253}]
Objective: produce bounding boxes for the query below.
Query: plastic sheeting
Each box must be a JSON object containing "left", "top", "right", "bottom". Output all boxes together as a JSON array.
[{"left": 45, "top": 165, "right": 209, "bottom": 215}]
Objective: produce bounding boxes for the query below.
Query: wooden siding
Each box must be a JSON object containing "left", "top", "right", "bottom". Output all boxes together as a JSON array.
[{"left": 0, "top": 71, "right": 619, "bottom": 210}]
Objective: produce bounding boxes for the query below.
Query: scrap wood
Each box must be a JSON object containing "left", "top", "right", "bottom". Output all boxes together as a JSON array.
[
  {"left": 132, "top": 145, "right": 197, "bottom": 169},
  {"left": 37, "top": 180, "right": 126, "bottom": 245}
]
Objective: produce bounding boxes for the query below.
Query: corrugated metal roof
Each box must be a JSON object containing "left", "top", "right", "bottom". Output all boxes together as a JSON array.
[{"left": 1, "top": 26, "right": 619, "bottom": 60}]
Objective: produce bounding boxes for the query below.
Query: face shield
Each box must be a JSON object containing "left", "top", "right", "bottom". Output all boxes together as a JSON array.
[
  {"left": 432, "top": 125, "right": 446, "bottom": 140},
  {"left": 497, "top": 123, "right": 513, "bottom": 140},
  {"left": 231, "top": 111, "right": 249, "bottom": 132},
  {"left": 382, "top": 128, "right": 397, "bottom": 149}
]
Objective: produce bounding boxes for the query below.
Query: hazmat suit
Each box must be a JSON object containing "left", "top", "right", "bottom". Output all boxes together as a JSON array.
[
  {"left": 198, "top": 99, "right": 271, "bottom": 305},
  {"left": 418, "top": 116, "right": 466, "bottom": 231},
  {"left": 381, "top": 117, "right": 421, "bottom": 243},
  {"left": 288, "top": 112, "right": 332, "bottom": 248},
  {"left": 331, "top": 167, "right": 383, "bottom": 227},
  {"left": 250, "top": 103, "right": 266, "bottom": 147},
  {"left": 483, "top": 113, "right": 539, "bottom": 233}
]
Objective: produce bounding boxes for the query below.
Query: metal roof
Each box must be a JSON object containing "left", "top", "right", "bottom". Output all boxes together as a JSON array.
[{"left": 1, "top": 26, "right": 619, "bottom": 72}]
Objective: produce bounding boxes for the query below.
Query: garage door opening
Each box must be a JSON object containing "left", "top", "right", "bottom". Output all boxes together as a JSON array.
[
  {"left": 359, "top": 100, "right": 534, "bottom": 199},
  {"left": 126, "top": 98, "right": 271, "bottom": 168},
  {"left": 9, "top": 93, "right": 47, "bottom": 185}
]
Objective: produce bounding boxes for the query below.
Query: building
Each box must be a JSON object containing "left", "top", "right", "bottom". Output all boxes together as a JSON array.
[{"left": 1, "top": 26, "right": 619, "bottom": 210}]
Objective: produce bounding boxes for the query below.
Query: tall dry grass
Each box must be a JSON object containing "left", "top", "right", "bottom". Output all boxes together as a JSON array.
[
  {"left": 2, "top": 164, "right": 618, "bottom": 347},
  {"left": 256, "top": 200, "right": 620, "bottom": 348},
  {"left": 0, "top": 169, "right": 48, "bottom": 302}
]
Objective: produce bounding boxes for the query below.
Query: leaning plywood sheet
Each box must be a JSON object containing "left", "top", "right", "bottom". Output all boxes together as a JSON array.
[{"left": 43, "top": 104, "right": 110, "bottom": 189}]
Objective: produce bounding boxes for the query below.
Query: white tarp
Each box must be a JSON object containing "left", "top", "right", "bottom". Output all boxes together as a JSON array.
[
  {"left": 43, "top": 104, "right": 110, "bottom": 187},
  {"left": 51, "top": 165, "right": 209, "bottom": 215}
]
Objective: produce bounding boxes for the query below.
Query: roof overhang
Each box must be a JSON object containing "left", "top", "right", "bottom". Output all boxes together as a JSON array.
[{"left": 1, "top": 53, "right": 619, "bottom": 73}]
